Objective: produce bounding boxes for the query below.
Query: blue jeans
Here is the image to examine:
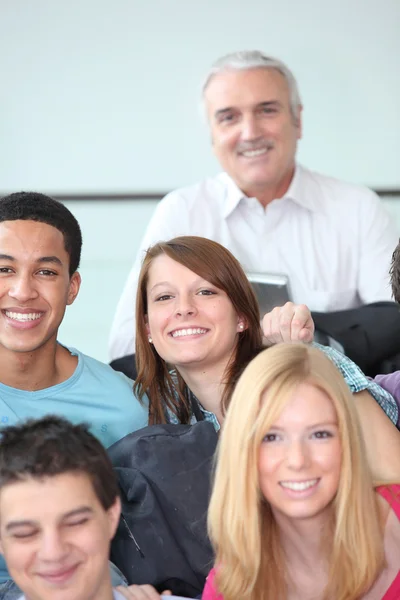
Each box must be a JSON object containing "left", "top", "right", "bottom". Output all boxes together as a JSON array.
[{"left": 0, "top": 561, "right": 127, "bottom": 599}]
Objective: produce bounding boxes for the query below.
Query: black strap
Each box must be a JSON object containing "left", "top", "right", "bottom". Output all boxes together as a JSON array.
[{"left": 189, "top": 390, "right": 204, "bottom": 422}]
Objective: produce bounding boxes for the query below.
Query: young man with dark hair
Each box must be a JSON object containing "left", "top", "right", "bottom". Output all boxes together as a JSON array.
[
  {"left": 0, "top": 416, "right": 173, "bottom": 600},
  {"left": 0, "top": 191, "right": 148, "bottom": 594},
  {"left": 0, "top": 415, "right": 126, "bottom": 600}
]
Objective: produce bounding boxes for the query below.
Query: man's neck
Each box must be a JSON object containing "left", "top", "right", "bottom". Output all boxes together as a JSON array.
[
  {"left": 0, "top": 341, "right": 78, "bottom": 391},
  {"left": 243, "top": 164, "right": 296, "bottom": 208}
]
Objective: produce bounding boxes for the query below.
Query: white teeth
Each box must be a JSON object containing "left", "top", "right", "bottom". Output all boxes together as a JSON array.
[
  {"left": 5, "top": 311, "right": 42, "bottom": 322},
  {"left": 241, "top": 147, "right": 268, "bottom": 158},
  {"left": 280, "top": 479, "right": 318, "bottom": 491},
  {"left": 171, "top": 328, "right": 207, "bottom": 338}
]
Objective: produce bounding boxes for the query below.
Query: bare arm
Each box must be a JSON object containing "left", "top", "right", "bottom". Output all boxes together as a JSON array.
[{"left": 355, "top": 390, "right": 400, "bottom": 482}]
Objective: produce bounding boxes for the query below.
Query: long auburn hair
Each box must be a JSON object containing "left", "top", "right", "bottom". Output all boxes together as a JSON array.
[
  {"left": 208, "top": 343, "right": 386, "bottom": 600},
  {"left": 134, "top": 236, "right": 263, "bottom": 424}
]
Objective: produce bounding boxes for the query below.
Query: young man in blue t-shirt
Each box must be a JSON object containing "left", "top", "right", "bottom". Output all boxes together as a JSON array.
[{"left": 0, "top": 192, "right": 149, "bottom": 594}]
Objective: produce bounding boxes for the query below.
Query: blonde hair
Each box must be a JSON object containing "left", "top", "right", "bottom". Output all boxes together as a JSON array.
[{"left": 208, "top": 343, "right": 384, "bottom": 600}]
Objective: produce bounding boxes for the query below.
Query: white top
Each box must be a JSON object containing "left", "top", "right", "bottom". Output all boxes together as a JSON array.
[{"left": 109, "top": 164, "right": 398, "bottom": 360}]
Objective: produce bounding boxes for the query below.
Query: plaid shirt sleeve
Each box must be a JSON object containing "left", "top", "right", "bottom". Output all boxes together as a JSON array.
[{"left": 314, "top": 343, "right": 398, "bottom": 425}]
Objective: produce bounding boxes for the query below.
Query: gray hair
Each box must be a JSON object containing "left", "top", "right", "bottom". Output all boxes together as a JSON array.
[{"left": 202, "top": 50, "right": 302, "bottom": 120}]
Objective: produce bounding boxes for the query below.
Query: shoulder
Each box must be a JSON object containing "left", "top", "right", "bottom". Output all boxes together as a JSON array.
[
  {"left": 158, "top": 173, "right": 230, "bottom": 211},
  {"left": 69, "top": 348, "right": 134, "bottom": 391},
  {"left": 313, "top": 343, "right": 398, "bottom": 424},
  {"left": 375, "top": 372, "right": 400, "bottom": 399},
  {"left": 301, "top": 166, "right": 381, "bottom": 212},
  {"left": 376, "top": 484, "right": 400, "bottom": 516},
  {"left": 202, "top": 568, "right": 222, "bottom": 600}
]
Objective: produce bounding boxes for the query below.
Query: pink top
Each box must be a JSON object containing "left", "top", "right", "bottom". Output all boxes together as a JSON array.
[{"left": 202, "top": 485, "right": 400, "bottom": 600}]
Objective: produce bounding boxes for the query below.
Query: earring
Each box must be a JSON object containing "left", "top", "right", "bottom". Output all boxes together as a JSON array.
[
  {"left": 148, "top": 336, "right": 153, "bottom": 343},
  {"left": 239, "top": 323, "right": 244, "bottom": 330}
]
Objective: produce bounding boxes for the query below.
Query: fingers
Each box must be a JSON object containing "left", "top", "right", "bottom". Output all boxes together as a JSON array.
[
  {"left": 116, "top": 584, "right": 165, "bottom": 599},
  {"left": 289, "top": 303, "right": 315, "bottom": 343},
  {"left": 262, "top": 302, "right": 314, "bottom": 345}
]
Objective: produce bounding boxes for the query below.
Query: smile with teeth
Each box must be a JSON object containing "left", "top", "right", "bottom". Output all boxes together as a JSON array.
[
  {"left": 171, "top": 328, "right": 208, "bottom": 338},
  {"left": 5, "top": 311, "right": 43, "bottom": 322},
  {"left": 240, "top": 147, "right": 270, "bottom": 158},
  {"left": 279, "top": 479, "right": 319, "bottom": 491}
]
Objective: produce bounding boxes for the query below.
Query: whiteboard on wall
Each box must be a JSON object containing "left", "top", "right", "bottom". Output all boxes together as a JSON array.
[{"left": 1, "top": 0, "right": 399, "bottom": 194}]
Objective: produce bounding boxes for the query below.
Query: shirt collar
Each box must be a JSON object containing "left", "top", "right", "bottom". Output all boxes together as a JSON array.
[
  {"left": 283, "top": 164, "right": 320, "bottom": 212},
  {"left": 220, "top": 163, "right": 320, "bottom": 218},
  {"left": 219, "top": 172, "right": 245, "bottom": 218}
]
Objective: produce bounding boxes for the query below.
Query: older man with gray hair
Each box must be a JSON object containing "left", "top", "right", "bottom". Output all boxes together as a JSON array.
[{"left": 109, "top": 51, "right": 397, "bottom": 361}]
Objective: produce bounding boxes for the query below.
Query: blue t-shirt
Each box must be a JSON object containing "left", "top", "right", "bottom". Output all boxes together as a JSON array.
[{"left": 0, "top": 346, "right": 149, "bottom": 583}]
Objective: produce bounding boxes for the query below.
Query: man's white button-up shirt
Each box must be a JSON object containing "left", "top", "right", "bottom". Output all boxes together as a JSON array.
[{"left": 109, "top": 164, "right": 398, "bottom": 359}]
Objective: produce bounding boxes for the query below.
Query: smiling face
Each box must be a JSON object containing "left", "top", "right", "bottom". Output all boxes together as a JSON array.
[
  {"left": 258, "top": 381, "right": 341, "bottom": 524},
  {"left": 145, "top": 254, "right": 245, "bottom": 373},
  {"left": 0, "top": 220, "right": 80, "bottom": 356},
  {"left": 205, "top": 67, "right": 302, "bottom": 204},
  {"left": 0, "top": 472, "right": 120, "bottom": 600}
]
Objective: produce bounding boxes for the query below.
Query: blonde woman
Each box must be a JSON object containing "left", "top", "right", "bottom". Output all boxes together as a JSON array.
[{"left": 204, "top": 343, "right": 400, "bottom": 600}]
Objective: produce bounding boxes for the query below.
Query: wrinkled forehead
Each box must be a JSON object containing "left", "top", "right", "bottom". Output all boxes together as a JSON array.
[{"left": 204, "top": 67, "right": 290, "bottom": 115}]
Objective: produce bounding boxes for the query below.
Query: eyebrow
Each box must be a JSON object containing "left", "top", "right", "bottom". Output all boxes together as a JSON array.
[
  {"left": 36, "top": 256, "right": 63, "bottom": 267},
  {"left": 269, "top": 421, "right": 338, "bottom": 432},
  {"left": 149, "top": 281, "right": 171, "bottom": 292},
  {"left": 5, "top": 506, "right": 94, "bottom": 532},
  {"left": 149, "top": 277, "right": 210, "bottom": 294},
  {"left": 214, "top": 100, "right": 282, "bottom": 120},
  {"left": 0, "top": 254, "right": 63, "bottom": 267}
]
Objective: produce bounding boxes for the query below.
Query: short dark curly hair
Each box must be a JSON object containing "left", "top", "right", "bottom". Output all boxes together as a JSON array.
[
  {"left": 0, "top": 191, "right": 82, "bottom": 276},
  {"left": 0, "top": 416, "right": 119, "bottom": 510},
  {"left": 389, "top": 240, "right": 400, "bottom": 304}
]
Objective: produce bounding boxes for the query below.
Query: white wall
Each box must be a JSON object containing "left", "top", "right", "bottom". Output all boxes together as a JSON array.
[
  {"left": 58, "top": 197, "right": 400, "bottom": 363},
  {"left": 1, "top": 0, "right": 399, "bottom": 362},
  {"left": 1, "top": 0, "right": 399, "bottom": 193}
]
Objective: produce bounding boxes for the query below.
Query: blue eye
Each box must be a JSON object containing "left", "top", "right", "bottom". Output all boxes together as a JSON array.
[
  {"left": 262, "top": 433, "right": 279, "bottom": 443},
  {"left": 312, "top": 430, "right": 333, "bottom": 439}
]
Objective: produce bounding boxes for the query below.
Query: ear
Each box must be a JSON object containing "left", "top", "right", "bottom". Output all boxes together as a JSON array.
[
  {"left": 144, "top": 315, "right": 151, "bottom": 337},
  {"left": 237, "top": 317, "right": 248, "bottom": 333},
  {"left": 66, "top": 271, "right": 81, "bottom": 306},
  {"left": 107, "top": 496, "right": 122, "bottom": 540},
  {"left": 295, "top": 105, "right": 303, "bottom": 140}
]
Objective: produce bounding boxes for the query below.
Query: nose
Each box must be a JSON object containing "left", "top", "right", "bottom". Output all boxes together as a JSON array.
[
  {"left": 286, "top": 440, "right": 310, "bottom": 470},
  {"left": 37, "top": 530, "right": 69, "bottom": 563},
  {"left": 174, "top": 294, "right": 197, "bottom": 318},
  {"left": 241, "top": 114, "right": 262, "bottom": 140},
  {"left": 8, "top": 273, "right": 39, "bottom": 303}
]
